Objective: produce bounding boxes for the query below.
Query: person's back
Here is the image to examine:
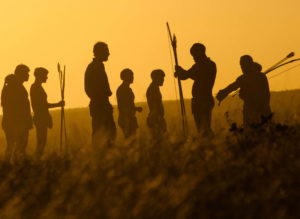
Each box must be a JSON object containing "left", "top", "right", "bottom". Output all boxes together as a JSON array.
[
  {"left": 14, "top": 75, "right": 32, "bottom": 131},
  {"left": 239, "top": 67, "right": 271, "bottom": 124},
  {"left": 85, "top": 60, "right": 112, "bottom": 102},
  {"left": 3, "top": 64, "right": 32, "bottom": 163},
  {"left": 190, "top": 58, "right": 216, "bottom": 104}
]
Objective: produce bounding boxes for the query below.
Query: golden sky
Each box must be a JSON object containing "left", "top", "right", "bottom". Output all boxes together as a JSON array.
[{"left": 1, "top": 0, "right": 300, "bottom": 108}]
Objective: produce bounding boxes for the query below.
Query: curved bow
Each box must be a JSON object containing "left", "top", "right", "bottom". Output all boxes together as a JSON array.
[{"left": 166, "top": 22, "right": 188, "bottom": 138}]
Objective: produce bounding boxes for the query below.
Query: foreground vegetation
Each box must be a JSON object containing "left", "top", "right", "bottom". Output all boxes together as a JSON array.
[{"left": 0, "top": 90, "right": 300, "bottom": 218}]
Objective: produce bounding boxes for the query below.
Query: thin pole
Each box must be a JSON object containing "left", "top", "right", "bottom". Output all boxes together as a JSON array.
[
  {"left": 166, "top": 22, "right": 188, "bottom": 138},
  {"left": 57, "top": 62, "right": 67, "bottom": 154}
]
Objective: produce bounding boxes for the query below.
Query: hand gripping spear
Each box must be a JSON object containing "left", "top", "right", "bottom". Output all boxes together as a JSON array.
[
  {"left": 167, "top": 22, "right": 188, "bottom": 138},
  {"left": 57, "top": 63, "right": 68, "bottom": 154}
]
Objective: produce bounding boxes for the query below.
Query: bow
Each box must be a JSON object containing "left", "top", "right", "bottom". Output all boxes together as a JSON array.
[
  {"left": 166, "top": 22, "right": 188, "bottom": 138},
  {"left": 265, "top": 58, "right": 300, "bottom": 75}
]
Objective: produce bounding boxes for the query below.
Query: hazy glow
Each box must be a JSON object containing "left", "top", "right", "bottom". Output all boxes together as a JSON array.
[{"left": 1, "top": 0, "right": 299, "bottom": 108}]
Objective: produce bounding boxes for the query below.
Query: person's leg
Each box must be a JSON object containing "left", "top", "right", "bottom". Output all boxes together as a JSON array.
[
  {"left": 202, "top": 109, "right": 214, "bottom": 137},
  {"left": 106, "top": 112, "right": 116, "bottom": 145},
  {"left": 4, "top": 130, "right": 15, "bottom": 163},
  {"left": 193, "top": 112, "right": 201, "bottom": 132},
  {"left": 15, "top": 129, "right": 29, "bottom": 162},
  {"left": 35, "top": 126, "right": 47, "bottom": 159},
  {"left": 192, "top": 98, "right": 201, "bottom": 132}
]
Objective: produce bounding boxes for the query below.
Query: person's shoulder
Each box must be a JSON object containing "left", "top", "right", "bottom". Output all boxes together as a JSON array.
[
  {"left": 116, "top": 84, "right": 124, "bottom": 96},
  {"left": 86, "top": 59, "right": 98, "bottom": 71},
  {"left": 30, "top": 83, "right": 42, "bottom": 93},
  {"left": 206, "top": 57, "right": 216, "bottom": 68},
  {"left": 259, "top": 72, "right": 267, "bottom": 77},
  {"left": 146, "top": 83, "right": 154, "bottom": 95},
  {"left": 258, "top": 72, "right": 268, "bottom": 81},
  {"left": 236, "top": 75, "right": 244, "bottom": 83}
]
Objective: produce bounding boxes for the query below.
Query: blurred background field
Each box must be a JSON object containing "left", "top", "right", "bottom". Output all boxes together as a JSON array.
[{"left": 0, "top": 89, "right": 299, "bottom": 218}]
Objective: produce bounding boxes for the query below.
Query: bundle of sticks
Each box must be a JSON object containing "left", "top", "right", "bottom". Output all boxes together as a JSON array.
[{"left": 57, "top": 63, "right": 67, "bottom": 154}]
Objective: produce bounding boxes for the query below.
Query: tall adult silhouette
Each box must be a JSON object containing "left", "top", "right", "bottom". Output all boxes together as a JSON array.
[
  {"left": 175, "top": 43, "right": 216, "bottom": 136},
  {"left": 1, "top": 65, "right": 32, "bottom": 163},
  {"left": 30, "top": 67, "right": 64, "bottom": 159},
  {"left": 146, "top": 69, "right": 166, "bottom": 140},
  {"left": 116, "top": 69, "right": 142, "bottom": 139},
  {"left": 217, "top": 55, "right": 272, "bottom": 125},
  {"left": 84, "top": 42, "right": 116, "bottom": 145}
]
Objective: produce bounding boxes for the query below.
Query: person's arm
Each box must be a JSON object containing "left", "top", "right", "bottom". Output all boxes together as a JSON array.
[
  {"left": 135, "top": 106, "right": 142, "bottom": 112},
  {"left": 217, "top": 76, "right": 241, "bottom": 104},
  {"left": 174, "top": 65, "right": 190, "bottom": 80},
  {"left": 48, "top": 101, "right": 64, "bottom": 109}
]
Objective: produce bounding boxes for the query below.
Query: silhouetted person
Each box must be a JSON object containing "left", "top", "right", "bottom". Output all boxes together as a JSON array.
[
  {"left": 146, "top": 69, "right": 166, "bottom": 139},
  {"left": 30, "top": 67, "right": 64, "bottom": 159},
  {"left": 217, "top": 55, "right": 271, "bottom": 125},
  {"left": 117, "top": 69, "right": 142, "bottom": 139},
  {"left": 84, "top": 42, "right": 116, "bottom": 145},
  {"left": 175, "top": 43, "right": 216, "bottom": 136},
  {"left": 1, "top": 74, "right": 17, "bottom": 162},
  {"left": 1, "top": 65, "right": 32, "bottom": 163}
]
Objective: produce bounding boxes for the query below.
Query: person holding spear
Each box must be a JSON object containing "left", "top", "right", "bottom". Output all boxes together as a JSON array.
[
  {"left": 30, "top": 67, "right": 65, "bottom": 159},
  {"left": 174, "top": 43, "right": 217, "bottom": 137}
]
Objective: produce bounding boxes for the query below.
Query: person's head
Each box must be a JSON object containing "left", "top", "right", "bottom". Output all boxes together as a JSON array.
[
  {"left": 240, "top": 55, "right": 253, "bottom": 75},
  {"left": 190, "top": 43, "right": 206, "bottom": 62},
  {"left": 14, "top": 64, "right": 30, "bottom": 82},
  {"left": 151, "top": 69, "right": 165, "bottom": 86},
  {"left": 93, "top": 42, "right": 109, "bottom": 61},
  {"left": 34, "top": 67, "right": 49, "bottom": 83},
  {"left": 4, "top": 74, "right": 16, "bottom": 86},
  {"left": 120, "top": 68, "right": 134, "bottom": 84}
]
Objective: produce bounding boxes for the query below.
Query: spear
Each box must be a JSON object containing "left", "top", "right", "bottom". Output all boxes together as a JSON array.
[
  {"left": 57, "top": 63, "right": 67, "bottom": 154},
  {"left": 166, "top": 22, "right": 188, "bottom": 138}
]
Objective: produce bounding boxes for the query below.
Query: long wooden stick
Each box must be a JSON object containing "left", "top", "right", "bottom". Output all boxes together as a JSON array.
[
  {"left": 166, "top": 22, "right": 188, "bottom": 138},
  {"left": 57, "top": 63, "right": 67, "bottom": 154}
]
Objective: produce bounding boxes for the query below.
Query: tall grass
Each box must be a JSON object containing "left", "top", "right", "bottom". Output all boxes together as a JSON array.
[{"left": 0, "top": 90, "right": 299, "bottom": 218}]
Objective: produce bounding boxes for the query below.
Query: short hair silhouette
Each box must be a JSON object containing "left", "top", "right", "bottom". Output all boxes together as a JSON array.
[
  {"left": 151, "top": 69, "right": 165, "bottom": 80},
  {"left": 190, "top": 43, "right": 206, "bottom": 56},
  {"left": 34, "top": 67, "right": 48, "bottom": 78},
  {"left": 14, "top": 64, "right": 30, "bottom": 76},
  {"left": 120, "top": 68, "right": 133, "bottom": 81},
  {"left": 93, "top": 42, "right": 108, "bottom": 57}
]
